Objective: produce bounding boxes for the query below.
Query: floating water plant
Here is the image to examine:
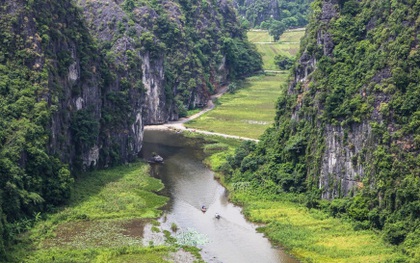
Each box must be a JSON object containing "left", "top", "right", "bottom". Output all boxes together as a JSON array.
[{"left": 174, "top": 228, "right": 209, "bottom": 246}]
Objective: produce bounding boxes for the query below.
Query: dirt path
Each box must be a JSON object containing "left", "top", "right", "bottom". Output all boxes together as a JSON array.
[{"left": 144, "top": 86, "right": 259, "bottom": 142}]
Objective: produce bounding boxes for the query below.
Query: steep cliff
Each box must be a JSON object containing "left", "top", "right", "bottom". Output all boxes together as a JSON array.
[
  {"left": 228, "top": 0, "right": 420, "bottom": 251},
  {"left": 288, "top": 0, "right": 420, "bottom": 201},
  {"left": 0, "top": 1, "right": 98, "bottom": 257},
  {"left": 78, "top": 0, "right": 262, "bottom": 124}
]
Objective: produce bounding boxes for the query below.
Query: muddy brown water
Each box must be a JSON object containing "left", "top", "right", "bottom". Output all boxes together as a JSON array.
[{"left": 141, "top": 130, "right": 299, "bottom": 263}]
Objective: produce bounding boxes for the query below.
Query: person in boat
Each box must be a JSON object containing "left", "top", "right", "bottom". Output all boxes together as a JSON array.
[
  {"left": 215, "top": 213, "right": 220, "bottom": 219},
  {"left": 201, "top": 205, "right": 207, "bottom": 212}
]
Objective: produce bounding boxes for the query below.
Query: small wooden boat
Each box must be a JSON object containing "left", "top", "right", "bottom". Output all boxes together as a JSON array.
[{"left": 147, "top": 153, "right": 164, "bottom": 164}]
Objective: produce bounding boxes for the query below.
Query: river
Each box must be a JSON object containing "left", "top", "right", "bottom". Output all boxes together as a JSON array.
[{"left": 140, "top": 129, "right": 298, "bottom": 263}]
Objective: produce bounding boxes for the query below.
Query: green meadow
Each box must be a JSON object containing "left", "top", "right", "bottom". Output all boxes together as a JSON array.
[
  {"left": 10, "top": 163, "right": 199, "bottom": 262},
  {"left": 232, "top": 191, "right": 403, "bottom": 263}
]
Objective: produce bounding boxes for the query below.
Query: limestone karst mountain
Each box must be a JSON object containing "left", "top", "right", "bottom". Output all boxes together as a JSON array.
[{"left": 0, "top": 0, "right": 261, "bottom": 258}]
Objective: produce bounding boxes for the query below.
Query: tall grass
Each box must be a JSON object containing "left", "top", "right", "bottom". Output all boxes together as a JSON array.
[{"left": 241, "top": 195, "right": 402, "bottom": 262}]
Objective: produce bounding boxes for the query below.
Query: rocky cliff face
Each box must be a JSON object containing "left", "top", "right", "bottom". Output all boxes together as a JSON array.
[
  {"left": 20, "top": 0, "right": 147, "bottom": 169},
  {"left": 288, "top": 0, "right": 353, "bottom": 199},
  {"left": 77, "top": 0, "right": 169, "bottom": 125},
  {"left": 319, "top": 122, "right": 372, "bottom": 199},
  {"left": 0, "top": 0, "right": 109, "bottom": 169},
  {"left": 77, "top": 0, "right": 250, "bottom": 126},
  {"left": 287, "top": 0, "right": 420, "bottom": 199}
]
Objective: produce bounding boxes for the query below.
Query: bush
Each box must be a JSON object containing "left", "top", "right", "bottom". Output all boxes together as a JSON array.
[
  {"left": 274, "top": 54, "right": 295, "bottom": 70},
  {"left": 228, "top": 82, "right": 238, "bottom": 93},
  {"left": 70, "top": 108, "right": 99, "bottom": 147},
  {"left": 383, "top": 221, "right": 408, "bottom": 245}
]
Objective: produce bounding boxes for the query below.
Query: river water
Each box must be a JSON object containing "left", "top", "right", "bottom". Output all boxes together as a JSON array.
[{"left": 141, "top": 130, "right": 298, "bottom": 263}]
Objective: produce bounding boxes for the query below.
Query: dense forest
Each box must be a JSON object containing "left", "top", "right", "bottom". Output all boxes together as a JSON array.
[
  {"left": 234, "top": 0, "right": 312, "bottom": 29},
  {"left": 0, "top": 0, "right": 261, "bottom": 260},
  {"left": 224, "top": 0, "right": 420, "bottom": 259}
]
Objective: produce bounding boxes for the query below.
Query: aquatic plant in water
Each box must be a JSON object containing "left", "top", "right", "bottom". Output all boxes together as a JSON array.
[{"left": 174, "top": 228, "right": 209, "bottom": 246}]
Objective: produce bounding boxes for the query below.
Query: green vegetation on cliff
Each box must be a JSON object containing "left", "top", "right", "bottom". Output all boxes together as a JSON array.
[
  {"left": 80, "top": 0, "right": 262, "bottom": 117},
  {"left": 0, "top": 1, "right": 97, "bottom": 259}
]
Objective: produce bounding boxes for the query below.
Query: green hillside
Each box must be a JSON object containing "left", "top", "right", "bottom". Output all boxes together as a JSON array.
[{"left": 236, "top": 0, "right": 312, "bottom": 29}]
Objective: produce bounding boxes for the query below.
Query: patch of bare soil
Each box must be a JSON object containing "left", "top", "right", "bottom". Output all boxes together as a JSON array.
[
  {"left": 121, "top": 218, "right": 148, "bottom": 238},
  {"left": 167, "top": 248, "right": 197, "bottom": 263}
]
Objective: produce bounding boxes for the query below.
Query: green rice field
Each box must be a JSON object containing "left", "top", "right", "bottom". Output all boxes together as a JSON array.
[
  {"left": 248, "top": 29, "right": 305, "bottom": 70},
  {"left": 186, "top": 73, "right": 289, "bottom": 139},
  {"left": 185, "top": 29, "right": 303, "bottom": 139}
]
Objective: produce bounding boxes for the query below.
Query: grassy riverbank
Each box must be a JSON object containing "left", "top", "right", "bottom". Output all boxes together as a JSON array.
[
  {"left": 230, "top": 191, "right": 403, "bottom": 262},
  {"left": 192, "top": 136, "right": 405, "bottom": 263},
  {"left": 9, "top": 163, "right": 200, "bottom": 262}
]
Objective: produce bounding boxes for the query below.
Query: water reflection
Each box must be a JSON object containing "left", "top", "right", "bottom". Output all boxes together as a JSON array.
[{"left": 141, "top": 130, "right": 298, "bottom": 263}]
